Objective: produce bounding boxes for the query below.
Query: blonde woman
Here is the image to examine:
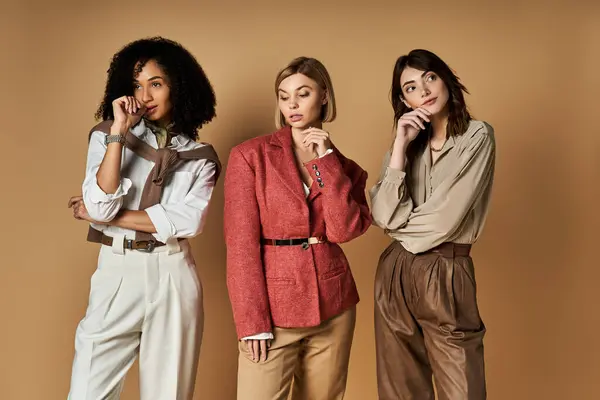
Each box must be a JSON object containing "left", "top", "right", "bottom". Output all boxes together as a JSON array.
[{"left": 224, "top": 57, "right": 371, "bottom": 400}]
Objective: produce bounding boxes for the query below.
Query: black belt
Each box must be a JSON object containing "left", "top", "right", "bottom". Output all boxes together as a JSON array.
[{"left": 261, "top": 237, "right": 326, "bottom": 250}]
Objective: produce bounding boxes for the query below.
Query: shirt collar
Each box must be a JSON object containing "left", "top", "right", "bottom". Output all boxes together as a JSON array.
[
  {"left": 171, "top": 134, "right": 191, "bottom": 147},
  {"left": 131, "top": 119, "right": 192, "bottom": 147}
]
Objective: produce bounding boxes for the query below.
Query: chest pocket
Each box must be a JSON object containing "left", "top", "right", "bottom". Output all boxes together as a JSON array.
[{"left": 163, "top": 171, "right": 195, "bottom": 204}]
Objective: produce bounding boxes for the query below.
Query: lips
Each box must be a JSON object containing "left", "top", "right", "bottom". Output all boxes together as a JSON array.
[
  {"left": 422, "top": 97, "right": 437, "bottom": 107},
  {"left": 145, "top": 106, "right": 158, "bottom": 115},
  {"left": 289, "top": 114, "right": 303, "bottom": 122}
]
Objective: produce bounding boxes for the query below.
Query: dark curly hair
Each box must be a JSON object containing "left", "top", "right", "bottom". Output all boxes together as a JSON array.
[
  {"left": 95, "top": 36, "right": 216, "bottom": 140},
  {"left": 390, "top": 49, "right": 471, "bottom": 164}
]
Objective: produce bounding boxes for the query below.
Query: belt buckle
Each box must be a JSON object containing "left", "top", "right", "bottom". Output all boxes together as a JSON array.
[
  {"left": 138, "top": 240, "right": 156, "bottom": 253},
  {"left": 125, "top": 239, "right": 134, "bottom": 250},
  {"left": 301, "top": 242, "right": 309, "bottom": 250}
]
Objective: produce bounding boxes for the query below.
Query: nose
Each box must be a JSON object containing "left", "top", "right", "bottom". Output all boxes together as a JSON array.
[
  {"left": 288, "top": 99, "right": 299, "bottom": 109},
  {"left": 142, "top": 88, "right": 153, "bottom": 103},
  {"left": 421, "top": 87, "right": 431, "bottom": 97}
]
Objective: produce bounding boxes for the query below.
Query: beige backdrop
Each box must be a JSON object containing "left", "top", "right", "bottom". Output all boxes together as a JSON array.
[{"left": 2, "top": 0, "right": 599, "bottom": 399}]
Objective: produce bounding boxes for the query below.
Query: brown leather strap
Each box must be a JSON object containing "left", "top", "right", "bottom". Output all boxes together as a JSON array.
[
  {"left": 86, "top": 120, "right": 222, "bottom": 244},
  {"left": 87, "top": 227, "right": 184, "bottom": 252}
]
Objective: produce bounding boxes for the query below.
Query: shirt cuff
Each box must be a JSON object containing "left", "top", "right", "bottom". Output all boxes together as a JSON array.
[
  {"left": 383, "top": 167, "right": 407, "bottom": 184},
  {"left": 242, "top": 332, "right": 274, "bottom": 340},
  {"left": 145, "top": 204, "right": 176, "bottom": 242},
  {"left": 87, "top": 178, "right": 132, "bottom": 203},
  {"left": 319, "top": 148, "right": 334, "bottom": 158}
]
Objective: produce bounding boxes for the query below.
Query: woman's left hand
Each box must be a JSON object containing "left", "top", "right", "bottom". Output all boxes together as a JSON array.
[
  {"left": 302, "top": 127, "right": 332, "bottom": 157},
  {"left": 68, "top": 195, "right": 99, "bottom": 224}
]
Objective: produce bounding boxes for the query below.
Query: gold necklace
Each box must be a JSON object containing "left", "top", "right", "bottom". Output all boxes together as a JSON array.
[
  {"left": 293, "top": 146, "right": 317, "bottom": 163},
  {"left": 429, "top": 138, "right": 446, "bottom": 152}
]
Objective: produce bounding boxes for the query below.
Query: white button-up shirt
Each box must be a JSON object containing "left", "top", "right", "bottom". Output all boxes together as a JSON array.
[{"left": 82, "top": 119, "right": 217, "bottom": 243}]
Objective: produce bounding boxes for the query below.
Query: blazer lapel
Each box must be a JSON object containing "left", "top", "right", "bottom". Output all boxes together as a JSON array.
[{"left": 265, "top": 126, "right": 307, "bottom": 204}]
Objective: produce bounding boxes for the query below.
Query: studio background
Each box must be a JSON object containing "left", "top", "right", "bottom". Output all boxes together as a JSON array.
[{"left": 1, "top": 0, "right": 599, "bottom": 398}]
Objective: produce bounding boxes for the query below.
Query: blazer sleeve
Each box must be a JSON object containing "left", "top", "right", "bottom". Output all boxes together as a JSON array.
[
  {"left": 224, "top": 147, "right": 273, "bottom": 339},
  {"left": 303, "top": 150, "right": 372, "bottom": 243}
]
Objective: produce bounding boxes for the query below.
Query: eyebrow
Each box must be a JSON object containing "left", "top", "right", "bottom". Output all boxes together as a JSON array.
[
  {"left": 278, "top": 85, "right": 312, "bottom": 94},
  {"left": 401, "top": 70, "right": 431, "bottom": 88},
  {"left": 134, "top": 76, "right": 164, "bottom": 83}
]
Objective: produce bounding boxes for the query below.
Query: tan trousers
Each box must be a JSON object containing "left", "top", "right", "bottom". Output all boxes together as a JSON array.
[
  {"left": 68, "top": 239, "right": 203, "bottom": 400},
  {"left": 237, "top": 307, "right": 356, "bottom": 400},
  {"left": 374, "top": 241, "right": 486, "bottom": 400}
]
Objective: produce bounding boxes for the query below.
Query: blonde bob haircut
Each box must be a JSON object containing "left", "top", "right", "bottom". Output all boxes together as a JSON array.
[{"left": 274, "top": 57, "right": 337, "bottom": 129}]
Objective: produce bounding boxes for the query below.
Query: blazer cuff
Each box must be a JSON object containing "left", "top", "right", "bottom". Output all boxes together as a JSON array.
[{"left": 303, "top": 150, "right": 342, "bottom": 190}]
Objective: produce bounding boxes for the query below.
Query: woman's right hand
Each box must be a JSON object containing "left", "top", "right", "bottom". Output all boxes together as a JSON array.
[
  {"left": 395, "top": 108, "right": 431, "bottom": 144},
  {"left": 245, "top": 339, "right": 271, "bottom": 363},
  {"left": 112, "top": 96, "right": 146, "bottom": 134}
]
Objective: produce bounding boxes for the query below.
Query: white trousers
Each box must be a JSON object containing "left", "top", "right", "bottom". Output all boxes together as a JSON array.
[{"left": 68, "top": 239, "right": 203, "bottom": 400}]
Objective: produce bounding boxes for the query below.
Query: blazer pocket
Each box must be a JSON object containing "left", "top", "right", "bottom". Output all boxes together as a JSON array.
[
  {"left": 266, "top": 276, "right": 296, "bottom": 285},
  {"left": 320, "top": 267, "right": 346, "bottom": 280}
]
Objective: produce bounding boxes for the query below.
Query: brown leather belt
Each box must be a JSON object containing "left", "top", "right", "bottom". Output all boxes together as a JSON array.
[
  {"left": 427, "top": 242, "right": 472, "bottom": 257},
  {"left": 261, "top": 236, "right": 326, "bottom": 250},
  {"left": 90, "top": 232, "right": 183, "bottom": 253}
]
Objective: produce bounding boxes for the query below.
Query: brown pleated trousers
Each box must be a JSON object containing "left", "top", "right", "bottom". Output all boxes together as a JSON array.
[{"left": 374, "top": 241, "right": 486, "bottom": 400}]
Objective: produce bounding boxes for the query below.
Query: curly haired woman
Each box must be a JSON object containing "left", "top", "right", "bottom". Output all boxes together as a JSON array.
[{"left": 66, "top": 37, "right": 221, "bottom": 400}]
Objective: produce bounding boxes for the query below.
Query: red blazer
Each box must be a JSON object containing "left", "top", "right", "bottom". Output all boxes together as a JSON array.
[{"left": 224, "top": 126, "right": 372, "bottom": 339}]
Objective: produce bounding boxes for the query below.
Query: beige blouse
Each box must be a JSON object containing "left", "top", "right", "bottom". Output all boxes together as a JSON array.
[{"left": 369, "top": 120, "right": 496, "bottom": 254}]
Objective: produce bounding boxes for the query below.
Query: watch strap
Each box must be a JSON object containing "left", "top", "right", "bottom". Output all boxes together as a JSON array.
[{"left": 105, "top": 134, "right": 125, "bottom": 145}]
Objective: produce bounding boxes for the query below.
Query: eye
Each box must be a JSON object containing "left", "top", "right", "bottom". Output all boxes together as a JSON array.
[
  {"left": 298, "top": 92, "right": 310, "bottom": 98},
  {"left": 426, "top": 74, "right": 437, "bottom": 82},
  {"left": 133, "top": 84, "right": 142, "bottom": 90},
  {"left": 405, "top": 86, "right": 415, "bottom": 93},
  {"left": 279, "top": 96, "right": 289, "bottom": 101},
  {"left": 152, "top": 82, "right": 162, "bottom": 88}
]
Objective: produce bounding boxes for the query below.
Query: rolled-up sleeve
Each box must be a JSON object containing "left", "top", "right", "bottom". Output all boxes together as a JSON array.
[
  {"left": 369, "top": 151, "right": 414, "bottom": 230},
  {"left": 145, "top": 160, "right": 217, "bottom": 243},
  {"left": 82, "top": 131, "right": 132, "bottom": 223}
]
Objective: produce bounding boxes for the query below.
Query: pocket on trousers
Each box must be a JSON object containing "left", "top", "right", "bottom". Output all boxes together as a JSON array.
[
  {"left": 169, "top": 251, "right": 202, "bottom": 307},
  {"left": 83, "top": 267, "right": 124, "bottom": 333},
  {"left": 453, "top": 259, "right": 484, "bottom": 333},
  {"left": 458, "top": 259, "right": 477, "bottom": 289}
]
